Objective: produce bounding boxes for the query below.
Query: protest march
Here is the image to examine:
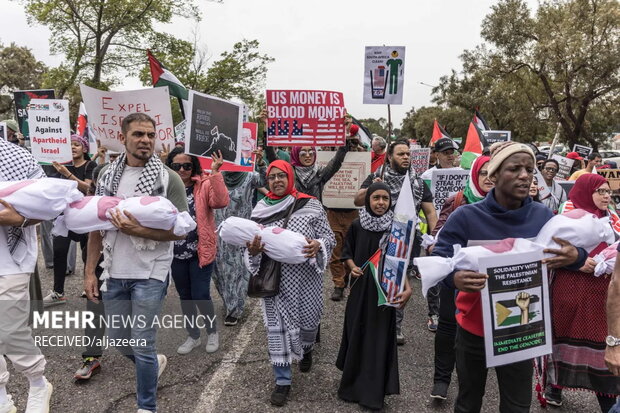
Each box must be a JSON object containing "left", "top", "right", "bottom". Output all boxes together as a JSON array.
[{"left": 1, "top": 1, "right": 620, "bottom": 412}]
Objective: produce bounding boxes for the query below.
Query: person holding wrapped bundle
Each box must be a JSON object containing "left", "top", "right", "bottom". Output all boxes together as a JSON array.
[{"left": 244, "top": 159, "right": 335, "bottom": 407}]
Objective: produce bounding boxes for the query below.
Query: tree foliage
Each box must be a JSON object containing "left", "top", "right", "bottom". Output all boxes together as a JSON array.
[
  {"left": 400, "top": 106, "right": 471, "bottom": 146},
  {"left": 0, "top": 42, "right": 47, "bottom": 119}
]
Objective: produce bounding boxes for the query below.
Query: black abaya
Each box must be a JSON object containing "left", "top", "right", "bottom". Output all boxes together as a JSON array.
[{"left": 336, "top": 219, "right": 400, "bottom": 410}]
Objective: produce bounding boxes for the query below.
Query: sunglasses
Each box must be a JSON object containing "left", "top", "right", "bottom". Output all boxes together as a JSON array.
[
  {"left": 170, "top": 162, "right": 193, "bottom": 171},
  {"left": 299, "top": 150, "right": 315, "bottom": 157}
]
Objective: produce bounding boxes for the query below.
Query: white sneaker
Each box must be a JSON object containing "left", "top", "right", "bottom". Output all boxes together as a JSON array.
[
  {"left": 42, "top": 291, "right": 66, "bottom": 307},
  {"left": 0, "top": 395, "right": 16, "bottom": 413},
  {"left": 26, "top": 378, "right": 53, "bottom": 413},
  {"left": 137, "top": 410, "right": 154, "bottom": 413},
  {"left": 206, "top": 332, "right": 219, "bottom": 353},
  {"left": 157, "top": 354, "right": 167, "bottom": 379},
  {"left": 177, "top": 337, "right": 201, "bottom": 355}
]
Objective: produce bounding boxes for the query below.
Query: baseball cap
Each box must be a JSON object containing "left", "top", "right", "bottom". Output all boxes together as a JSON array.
[
  {"left": 3, "top": 119, "right": 18, "bottom": 132},
  {"left": 434, "top": 137, "right": 459, "bottom": 153},
  {"left": 566, "top": 152, "right": 583, "bottom": 160}
]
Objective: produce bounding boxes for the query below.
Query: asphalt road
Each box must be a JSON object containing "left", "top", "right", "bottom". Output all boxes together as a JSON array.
[{"left": 4, "top": 252, "right": 601, "bottom": 412}]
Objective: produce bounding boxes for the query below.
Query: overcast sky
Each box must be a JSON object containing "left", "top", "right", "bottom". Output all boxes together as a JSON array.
[{"left": 0, "top": 0, "right": 539, "bottom": 128}]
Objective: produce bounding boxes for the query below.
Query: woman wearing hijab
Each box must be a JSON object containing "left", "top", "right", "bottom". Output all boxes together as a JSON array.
[
  {"left": 545, "top": 174, "right": 620, "bottom": 411},
  {"left": 427, "top": 155, "right": 493, "bottom": 400},
  {"left": 43, "top": 134, "right": 97, "bottom": 306},
  {"left": 336, "top": 182, "right": 412, "bottom": 410},
  {"left": 245, "top": 160, "right": 336, "bottom": 407},
  {"left": 286, "top": 144, "right": 347, "bottom": 201},
  {"left": 213, "top": 164, "right": 267, "bottom": 326}
]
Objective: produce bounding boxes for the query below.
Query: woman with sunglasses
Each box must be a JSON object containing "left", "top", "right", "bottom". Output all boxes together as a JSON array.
[
  {"left": 166, "top": 147, "right": 230, "bottom": 355},
  {"left": 545, "top": 174, "right": 620, "bottom": 410},
  {"left": 538, "top": 159, "right": 567, "bottom": 213},
  {"left": 286, "top": 145, "right": 348, "bottom": 201}
]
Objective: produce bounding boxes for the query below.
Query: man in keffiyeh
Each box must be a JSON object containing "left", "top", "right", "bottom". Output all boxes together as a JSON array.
[
  {"left": 0, "top": 138, "right": 54, "bottom": 412},
  {"left": 83, "top": 113, "right": 188, "bottom": 413}
]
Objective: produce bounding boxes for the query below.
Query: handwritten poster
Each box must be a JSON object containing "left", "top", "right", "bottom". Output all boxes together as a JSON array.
[
  {"left": 363, "top": 46, "right": 405, "bottom": 104},
  {"left": 266, "top": 90, "right": 346, "bottom": 146},
  {"left": 28, "top": 99, "right": 72, "bottom": 165},
  {"left": 316, "top": 151, "right": 371, "bottom": 208},
  {"left": 80, "top": 84, "right": 175, "bottom": 152}
]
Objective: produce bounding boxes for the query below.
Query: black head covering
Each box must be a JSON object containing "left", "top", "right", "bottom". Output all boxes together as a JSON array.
[{"left": 365, "top": 182, "right": 392, "bottom": 217}]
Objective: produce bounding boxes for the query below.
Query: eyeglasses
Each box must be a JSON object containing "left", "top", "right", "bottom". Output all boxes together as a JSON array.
[
  {"left": 267, "top": 172, "right": 288, "bottom": 182},
  {"left": 596, "top": 188, "right": 612, "bottom": 196},
  {"left": 170, "top": 163, "right": 193, "bottom": 171},
  {"left": 544, "top": 167, "right": 558, "bottom": 173},
  {"left": 478, "top": 170, "right": 489, "bottom": 177},
  {"left": 299, "top": 150, "right": 315, "bottom": 157}
]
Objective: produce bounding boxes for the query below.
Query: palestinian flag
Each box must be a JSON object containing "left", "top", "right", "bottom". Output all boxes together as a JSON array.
[
  {"left": 473, "top": 109, "right": 491, "bottom": 131},
  {"left": 363, "top": 249, "right": 388, "bottom": 306},
  {"left": 147, "top": 50, "right": 189, "bottom": 101},
  {"left": 460, "top": 122, "right": 489, "bottom": 169},
  {"left": 430, "top": 119, "right": 450, "bottom": 145},
  {"left": 495, "top": 295, "right": 541, "bottom": 328},
  {"left": 76, "top": 102, "right": 87, "bottom": 137},
  {"left": 350, "top": 116, "right": 373, "bottom": 148}
]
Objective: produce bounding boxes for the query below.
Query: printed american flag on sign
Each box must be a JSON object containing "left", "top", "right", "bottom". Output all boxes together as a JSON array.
[
  {"left": 386, "top": 220, "right": 413, "bottom": 259},
  {"left": 381, "top": 257, "right": 406, "bottom": 303},
  {"left": 267, "top": 118, "right": 345, "bottom": 146}
]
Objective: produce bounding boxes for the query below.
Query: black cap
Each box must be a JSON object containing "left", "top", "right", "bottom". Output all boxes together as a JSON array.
[{"left": 433, "top": 137, "right": 459, "bottom": 153}]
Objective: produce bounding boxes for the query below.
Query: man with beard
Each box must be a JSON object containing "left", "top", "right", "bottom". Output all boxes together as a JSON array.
[{"left": 354, "top": 139, "right": 438, "bottom": 343}]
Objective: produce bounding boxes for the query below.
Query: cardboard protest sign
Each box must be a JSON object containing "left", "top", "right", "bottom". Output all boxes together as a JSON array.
[
  {"left": 363, "top": 46, "right": 405, "bottom": 104},
  {"left": 534, "top": 168, "right": 551, "bottom": 200},
  {"left": 316, "top": 151, "right": 371, "bottom": 208},
  {"left": 430, "top": 169, "right": 469, "bottom": 213},
  {"left": 266, "top": 90, "right": 346, "bottom": 147},
  {"left": 198, "top": 122, "right": 258, "bottom": 173},
  {"left": 551, "top": 154, "right": 575, "bottom": 181},
  {"left": 184, "top": 91, "right": 242, "bottom": 164},
  {"left": 598, "top": 169, "right": 620, "bottom": 204},
  {"left": 410, "top": 147, "right": 431, "bottom": 176},
  {"left": 28, "top": 99, "right": 72, "bottom": 165},
  {"left": 479, "top": 250, "right": 552, "bottom": 367},
  {"left": 482, "top": 130, "right": 511, "bottom": 145},
  {"left": 0, "top": 122, "right": 6, "bottom": 140},
  {"left": 13, "top": 89, "right": 55, "bottom": 139},
  {"left": 573, "top": 144, "right": 593, "bottom": 159},
  {"left": 80, "top": 84, "right": 175, "bottom": 152}
]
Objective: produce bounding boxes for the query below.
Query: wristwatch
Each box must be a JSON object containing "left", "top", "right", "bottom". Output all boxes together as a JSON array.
[{"left": 606, "top": 335, "right": 620, "bottom": 347}]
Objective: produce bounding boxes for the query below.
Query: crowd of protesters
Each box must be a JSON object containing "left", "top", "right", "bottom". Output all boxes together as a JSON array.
[{"left": 2, "top": 110, "right": 620, "bottom": 413}]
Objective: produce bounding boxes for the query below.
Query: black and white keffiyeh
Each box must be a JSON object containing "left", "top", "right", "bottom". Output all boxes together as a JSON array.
[
  {"left": 293, "top": 164, "right": 319, "bottom": 188},
  {"left": 359, "top": 208, "right": 393, "bottom": 232},
  {"left": 378, "top": 163, "right": 424, "bottom": 210},
  {"left": 96, "top": 152, "right": 165, "bottom": 196},
  {"left": 0, "top": 139, "right": 45, "bottom": 262}
]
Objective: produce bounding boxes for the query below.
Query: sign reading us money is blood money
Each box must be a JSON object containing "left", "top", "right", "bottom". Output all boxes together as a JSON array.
[
  {"left": 80, "top": 84, "right": 175, "bottom": 152},
  {"left": 266, "top": 90, "right": 346, "bottom": 147}
]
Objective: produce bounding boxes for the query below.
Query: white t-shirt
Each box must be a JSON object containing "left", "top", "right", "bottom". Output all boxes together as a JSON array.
[{"left": 102, "top": 166, "right": 173, "bottom": 282}]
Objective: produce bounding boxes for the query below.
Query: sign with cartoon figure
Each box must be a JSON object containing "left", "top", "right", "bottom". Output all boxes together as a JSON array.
[
  {"left": 479, "top": 249, "right": 552, "bottom": 367},
  {"left": 363, "top": 46, "right": 406, "bottom": 104}
]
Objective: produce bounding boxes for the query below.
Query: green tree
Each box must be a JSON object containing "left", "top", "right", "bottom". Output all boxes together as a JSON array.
[
  {"left": 400, "top": 106, "right": 470, "bottom": 146},
  {"left": 357, "top": 118, "right": 390, "bottom": 138},
  {"left": 0, "top": 42, "right": 47, "bottom": 119}
]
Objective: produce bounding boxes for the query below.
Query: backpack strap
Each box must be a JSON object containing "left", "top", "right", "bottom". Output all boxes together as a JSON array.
[{"left": 453, "top": 190, "right": 465, "bottom": 211}]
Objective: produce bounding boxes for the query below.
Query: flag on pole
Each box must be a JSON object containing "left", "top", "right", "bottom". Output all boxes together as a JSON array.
[
  {"left": 362, "top": 249, "right": 388, "bottom": 306},
  {"left": 460, "top": 122, "right": 489, "bottom": 169},
  {"left": 473, "top": 109, "right": 491, "bottom": 131},
  {"left": 379, "top": 171, "right": 417, "bottom": 306},
  {"left": 147, "top": 50, "right": 189, "bottom": 101},
  {"left": 76, "top": 102, "right": 97, "bottom": 157},
  {"left": 430, "top": 119, "right": 451, "bottom": 145}
]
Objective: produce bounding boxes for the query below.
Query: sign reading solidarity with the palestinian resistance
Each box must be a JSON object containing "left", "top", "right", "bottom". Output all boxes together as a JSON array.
[
  {"left": 185, "top": 91, "right": 242, "bottom": 164},
  {"left": 316, "top": 151, "right": 371, "bottom": 209},
  {"left": 198, "top": 122, "right": 257, "bottom": 173},
  {"left": 479, "top": 250, "right": 552, "bottom": 367},
  {"left": 0, "top": 122, "right": 6, "bottom": 140},
  {"left": 551, "top": 154, "right": 575, "bottom": 181},
  {"left": 573, "top": 144, "right": 593, "bottom": 159},
  {"left": 482, "top": 130, "right": 511, "bottom": 145},
  {"left": 28, "top": 99, "right": 72, "bottom": 165},
  {"left": 13, "top": 89, "right": 56, "bottom": 139},
  {"left": 363, "top": 46, "right": 405, "bottom": 104},
  {"left": 410, "top": 147, "right": 431, "bottom": 176},
  {"left": 266, "top": 90, "right": 346, "bottom": 147},
  {"left": 80, "top": 84, "right": 175, "bottom": 152},
  {"left": 430, "top": 169, "right": 469, "bottom": 214}
]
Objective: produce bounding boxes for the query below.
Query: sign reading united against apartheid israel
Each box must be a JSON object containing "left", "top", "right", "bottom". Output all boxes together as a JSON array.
[
  {"left": 430, "top": 169, "right": 470, "bottom": 214},
  {"left": 266, "top": 90, "right": 346, "bottom": 147},
  {"left": 316, "top": 151, "right": 371, "bottom": 209},
  {"left": 480, "top": 249, "right": 552, "bottom": 367},
  {"left": 28, "top": 99, "right": 72, "bottom": 165},
  {"left": 80, "top": 84, "right": 175, "bottom": 152}
]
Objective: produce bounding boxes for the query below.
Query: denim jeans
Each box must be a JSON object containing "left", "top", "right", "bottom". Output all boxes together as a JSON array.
[
  {"left": 170, "top": 258, "right": 216, "bottom": 338},
  {"left": 609, "top": 397, "right": 620, "bottom": 413},
  {"left": 103, "top": 277, "right": 168, "bottom": 412},
  {"left": 272, "top": 364, "right": 292, "bottom": 385}
]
